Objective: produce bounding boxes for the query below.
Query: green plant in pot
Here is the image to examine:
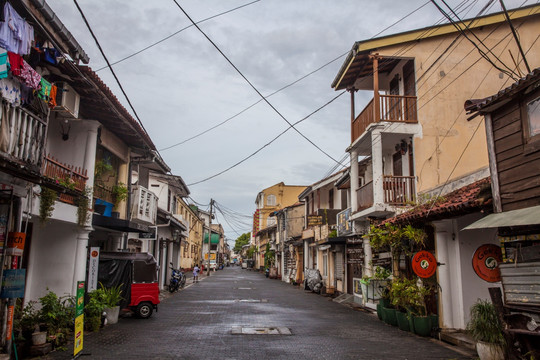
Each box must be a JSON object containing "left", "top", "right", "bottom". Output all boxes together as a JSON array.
[
  {"left": 111, "top": 182, "right": 128, "bottom": 212},
  {"left": 85, "top": 290, "right": 106, "bottom": 332},
  {"left": 97, "top": 282, "right": 124, "bottom": 325},
  {"left": 39, "top": 187, "right": 57, "bottom": 224},
  {"left": 467, "top": 299, "right": 505, "bottom": 360},
  {"left": 38, "top": 290, "right": 75, "bottom": 347}
]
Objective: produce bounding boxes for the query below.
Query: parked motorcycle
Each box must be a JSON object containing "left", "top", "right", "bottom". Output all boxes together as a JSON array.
[{"left": 168, "top": 262, "right": 186, "bottom": 293}]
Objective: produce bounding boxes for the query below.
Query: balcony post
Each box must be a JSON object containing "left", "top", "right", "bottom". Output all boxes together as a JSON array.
[
  {"left": 370, "top": 54, "right": 381, "bottom": 123},
  {"left": 349, "top": 88, "right": 355, "bottom": 143},
  {"left": 350, "top": 149, "right": 359, "bottom": 212}
]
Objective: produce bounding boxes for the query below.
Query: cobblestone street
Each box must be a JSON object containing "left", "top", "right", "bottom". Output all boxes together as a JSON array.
[{"left": 43, "top": 266, "right": 472, "bottom": 360}]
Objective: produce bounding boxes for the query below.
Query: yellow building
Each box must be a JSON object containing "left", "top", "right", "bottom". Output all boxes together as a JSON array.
[
  {"left": 331, "top": 4, "right": 540, "bottom": 332},
  {"left": 176, "top": 197, "right": 203, "bottom": 269},
  {"left": 253, "top": 182, "right": 306, "bottom": 269}
]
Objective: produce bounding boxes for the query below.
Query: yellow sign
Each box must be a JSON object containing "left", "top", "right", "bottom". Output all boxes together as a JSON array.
[
  {"left": 204, "top": 253, "right": 217, "bottom": 260},
  {"left": 74, "top": 314, "right": 84, "bottom": 356}
]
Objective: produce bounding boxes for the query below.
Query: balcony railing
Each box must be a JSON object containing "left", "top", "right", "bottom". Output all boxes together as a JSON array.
[
  {"left": 42, "top": 155, "right": 88, "bottom": 205},
  {"left": 356, "top": 176, "right": 416, "bottom": 212},
  {"left": 0, "top": 102, "right": 47, "bottom": 171},
  {"left": 383, "top": 175, "right": 416, "bottom": 205},
  {"left": 357, "top": 181, "right": 374, "bottom": 211},
  {"left": 131, "top": 185, "right": 158, "bottom": 225},
  {"left": 352, "top": 94, "right": 417, "bottom": 143}
]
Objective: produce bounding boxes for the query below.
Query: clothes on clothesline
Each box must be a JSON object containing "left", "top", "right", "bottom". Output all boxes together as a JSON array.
[{"left": 0, "top": 2, "right": 34, "bottom": 55}]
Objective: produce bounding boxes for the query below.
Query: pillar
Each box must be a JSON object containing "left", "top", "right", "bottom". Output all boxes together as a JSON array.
[
  {"left": 363, "top": 235, "right": 373, "bottom": 277},
  {"left": 372, "top": 131, "right": 384, "bottom": 204},
  {"left": 350, "top": 148, "right": 359, "bottom": 212},
  {"left": 71, "top": 121, "right": 99, "bottom": 295}
]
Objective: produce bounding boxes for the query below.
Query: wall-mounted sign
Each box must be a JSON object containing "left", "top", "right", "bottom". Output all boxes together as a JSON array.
[
  {"left": 6, "top": 232, "right": 25, "bottom": 256},
  {"left": 0, "top": 269, "right": 26, "bottom": 298},
  {"left": 337, "top": 208, "right": 352, "bottom": 236},
  {"left": 412, "top": 251, "right": 437, "bottom": 278},
  {"left": 472, "top": 244, "right": 502, "bottom": 283},
  {"left": 88, "top": 247, "right": 100, "bottom": 292},
  {"left": 307, "top": 216, "right": 323, "bottom": 226}
]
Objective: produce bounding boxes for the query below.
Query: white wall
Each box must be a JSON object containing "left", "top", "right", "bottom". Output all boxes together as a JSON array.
[{"left": 25, "top": 219, "right": 79, "bottom": 303}]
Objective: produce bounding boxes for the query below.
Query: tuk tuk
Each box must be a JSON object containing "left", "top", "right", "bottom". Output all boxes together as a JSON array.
[{"left": 98, "top": 252, "right": 160, "bottom": 319}]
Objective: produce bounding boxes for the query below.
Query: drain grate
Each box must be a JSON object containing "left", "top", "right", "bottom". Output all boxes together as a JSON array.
[
  {"left": 231, "top": 326, "right": 292, "bottom": 335},
  {"left": 234, "top": 299, "right": 268, "bottom": 303}
]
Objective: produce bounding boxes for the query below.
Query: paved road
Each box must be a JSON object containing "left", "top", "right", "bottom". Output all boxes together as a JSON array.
[{"left": 45, "top": 266, "right": 471, "bottom": 360}]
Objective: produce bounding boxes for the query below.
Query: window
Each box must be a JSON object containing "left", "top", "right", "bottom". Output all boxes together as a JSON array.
[
  {"left": 329, "top": 189, "right": 334, "bottom": 210},
  {"left": 527, "top": 96, "right": 540, "bottom": 138},
  {"left": 322, "top": 252, "right": 328, "bottom": 277},
  {"left": 267, "top": 194, "right": 276, "bottom": 206},
  {"left": 266, "top": 216, "right": 276, "bottom": 227}
]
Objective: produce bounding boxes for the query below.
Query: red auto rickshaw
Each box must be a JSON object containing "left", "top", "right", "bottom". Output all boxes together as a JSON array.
[{"left": 98, "top": 252, "right": 160, "bottom": 318}]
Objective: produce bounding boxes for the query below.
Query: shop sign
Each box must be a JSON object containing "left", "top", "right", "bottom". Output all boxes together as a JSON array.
[
  {"left": 139, "top": 228, "right": 156, "bottom": 239},
  {"left": 472, "top": 244, "right": 502, "bottom": 283},
  {"left": 337, "top": 208, "right": 352, "bottom": 236},
  {"left": 0, "top": 269, "right": 26, "bottom": 298},
  {"left": 307, "top": 215, "right": 322, "bottom": 226},
  {"left": 412, "top": 251, "right": 437, "bottom": 278},
  {"left": 74, "top": 281, "right": 85, "bottom": 357},
  {"left": 88, "top": 247, "right": 100, "bottom": 291},
  {"left": 302, "top": 229, "right": 314, "bottom": 239},
  {"left": 6, "top": 232, "right": 25, "bottom": 256}
]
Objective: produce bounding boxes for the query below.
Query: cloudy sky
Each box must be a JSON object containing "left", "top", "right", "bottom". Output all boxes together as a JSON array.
[{"left": 46, "top": 0, "right": 529, "bottom": 243}]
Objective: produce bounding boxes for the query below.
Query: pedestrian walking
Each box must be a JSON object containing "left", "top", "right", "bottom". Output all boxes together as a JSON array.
[{"left": 193, "top": 264, "right": 200, "bottom": 283}]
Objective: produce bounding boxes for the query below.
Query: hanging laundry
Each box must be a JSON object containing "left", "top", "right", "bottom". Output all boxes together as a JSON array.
[
  {"left": 0, "top": 76, "right": 21, "bottom": 105},
  {"left": 0, "top": 48, "right": 7, "bottom": 79},
  {"left": 0, "top": 3, "right": 33, "bottom": 55},
  {"left": 18, "top": 60, "right": 41, "bottom": 90},
  {"left": 37, "top": 77, "right": 51, "bottom": 100},
  {"left": 48, "top": 84, "right": 57, "bottom": 108},
  {"left": 7, "top": 51, "right": 22, "bottom": 76},
  {"left": 20, "top": 82, "right": 34, "bottom": 106}
]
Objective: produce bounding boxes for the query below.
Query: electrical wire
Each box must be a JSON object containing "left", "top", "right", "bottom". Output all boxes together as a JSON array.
[
  {"left": 186, "top": 90, "right": 347, "bottom": 186},
  {"left": 159, "top": 1, "right": 433, "bottom": 153},
  {"left": 172, "top": 0, "right": 343, "bottom": 166},
  {"left": 94, "top": 0, "right": 261, "bottom": 72}
]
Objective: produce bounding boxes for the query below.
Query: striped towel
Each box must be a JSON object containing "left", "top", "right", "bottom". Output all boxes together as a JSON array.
[{"left": 0, "top": 48, "right": 7, "bottom": 79}]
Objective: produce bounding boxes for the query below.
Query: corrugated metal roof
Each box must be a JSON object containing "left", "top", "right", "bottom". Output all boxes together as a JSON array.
[{"left": 465, "top": 67, "right": 540, "bottom": 118}]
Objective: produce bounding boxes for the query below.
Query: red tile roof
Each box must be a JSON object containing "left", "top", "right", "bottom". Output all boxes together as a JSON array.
[{"left": 383, "top": 177, "right": 492, "bottom": 225}]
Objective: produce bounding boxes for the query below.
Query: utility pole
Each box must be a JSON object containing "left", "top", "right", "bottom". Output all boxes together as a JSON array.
[{"left": 207, "top": 199, "right": 212, "bottom": 276}]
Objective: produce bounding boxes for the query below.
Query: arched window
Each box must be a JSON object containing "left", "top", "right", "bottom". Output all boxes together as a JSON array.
[{"left": 267, "top": 194, "right": 276, "bottom": 206}]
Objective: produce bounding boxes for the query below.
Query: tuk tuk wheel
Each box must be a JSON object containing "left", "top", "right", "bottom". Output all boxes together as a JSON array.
[{"left": 135, "top": 302, "right": 153, "bottom": 319}]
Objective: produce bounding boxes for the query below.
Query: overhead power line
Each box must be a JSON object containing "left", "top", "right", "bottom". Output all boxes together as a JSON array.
[
  {"left": 187, "top": 91, "right": 347, "bottom": 186},
  {"left": 160, "top": 1, "right": 433, "bottom": 152},
  {"left": 73, "top": 0, "right": 153, "bottom": 146},
  {"left": 171, "top": 0, "right": 342, "bottom": 166},
  {"left": 94, "top": 0, "right": 261, "bottom": 72}
]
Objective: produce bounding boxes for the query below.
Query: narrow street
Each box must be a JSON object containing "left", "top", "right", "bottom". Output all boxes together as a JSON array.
[{"left": 45, "top": 266, "right": 470, "bottom": 360}]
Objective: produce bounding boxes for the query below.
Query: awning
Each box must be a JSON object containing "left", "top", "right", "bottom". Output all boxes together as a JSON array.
[
  {"left": 204, "top": 233, "right": 220, "bottom": 244},
  {"left": 463, "top": 205, "right": 540, "bottom": 230},
  {"left": 92, "top": 214, "right": 149, "bottom": 233}
]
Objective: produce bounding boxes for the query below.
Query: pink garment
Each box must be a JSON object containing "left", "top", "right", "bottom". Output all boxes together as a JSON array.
[{"left": 18, "top": 60, "right": 41, "bottom": 89}]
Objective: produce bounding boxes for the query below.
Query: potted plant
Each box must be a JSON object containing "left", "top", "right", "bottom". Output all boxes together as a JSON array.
[
  {"left": 39, "top": 187, "right": 57, "bottom": 224},
  {"left": 85, "top": 290, "right": 105, "bottom": 332},
  {"left": 38, "top": 290, "right": 75, "bottom": 348},
  {"left": 467, "top": 299, "right": 505, "bottom": 360},
  {"left": 111, "top": 182, "right": 128, "bottom": 215},
  {"left": 99, "top": 283, "right": 124, "bottom": 325}
]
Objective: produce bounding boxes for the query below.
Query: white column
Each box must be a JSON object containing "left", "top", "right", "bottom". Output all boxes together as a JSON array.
[
  {"left": 372, "top": 131, "right": 384, "bottom": 204},
  {"left": 363, "top": 235, "right": 373, "bottom": 277},
  {"left": 350, "top": 149, "right": 359, "bottom": 212},
  {"left": 433, "top": 220, "right": 454, "bottom": 329},
  {"left": 72, "top": 121, "right": 99, "bottom": 295}
]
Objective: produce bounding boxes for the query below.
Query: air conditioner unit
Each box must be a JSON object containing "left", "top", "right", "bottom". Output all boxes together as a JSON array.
[{"left": 54, "top": 82, "right": 80, "bottom": 119}]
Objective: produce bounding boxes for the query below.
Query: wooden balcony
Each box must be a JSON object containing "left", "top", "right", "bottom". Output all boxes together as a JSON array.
[
  {"left": 357, "top": 181, "right": 374, "bottom": 211},
  {"left": 0, "top": 102, "right": 47, "bottom": 171},
  {"left": 383, "top": 175, "right": 416, "bottom": 205},
  {"left": 356, "top": 176, "right": 416, "bottom": 212},
  {"left": 352, "top": 94, "right": 417, "bottom": 143},
  {"left": 42, "top": 155, "right": 88, "bottom": 205}
]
